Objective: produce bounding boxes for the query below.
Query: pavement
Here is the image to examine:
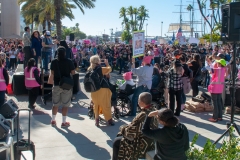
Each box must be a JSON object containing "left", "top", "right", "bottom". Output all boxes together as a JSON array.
[{"left": 3, "top": 71, "right": 240, "bottom": 160}]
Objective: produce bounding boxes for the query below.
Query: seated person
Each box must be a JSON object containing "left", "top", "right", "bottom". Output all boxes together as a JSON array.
[
  {"left": 142, "top": 108, "right": 189, "bottom": 160},
  {"left": 118, "top": 71, "right": 135, "bottom": 90},
  {"left": 112, "top": 92, "right": 158, "bottom": 160},
  {"left": 152, "top": 67, "right": 160, "bottom": 89}
]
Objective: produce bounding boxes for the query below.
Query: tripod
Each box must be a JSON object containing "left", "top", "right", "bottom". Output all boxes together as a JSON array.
[{"left": 213, "top": 42, "right": 240, "bottom": 144}]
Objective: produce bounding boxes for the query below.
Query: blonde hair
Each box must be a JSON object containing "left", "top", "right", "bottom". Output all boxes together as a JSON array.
[{"left": 88, "top": 55, "right": 100, "bottom": 71}]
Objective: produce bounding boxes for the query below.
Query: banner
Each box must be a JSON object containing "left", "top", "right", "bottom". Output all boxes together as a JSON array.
[
  {"left": 132, "top": 31, "right": 145, "bottom": 58},
  {"left": 189, "top": 37, "right": 199, "bottom": 44}
]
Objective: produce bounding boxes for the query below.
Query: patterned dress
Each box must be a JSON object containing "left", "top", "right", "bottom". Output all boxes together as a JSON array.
[{"left": 117, "top": 105, "right": 158, "bottom": 160}]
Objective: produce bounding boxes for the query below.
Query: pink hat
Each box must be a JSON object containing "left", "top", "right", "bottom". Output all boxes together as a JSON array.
[
  {"left": 123, "top": 72, "right": 132, "bottom": 81},
  {"left": 143, "top": 56, "right": 152, "bottom": 64}
]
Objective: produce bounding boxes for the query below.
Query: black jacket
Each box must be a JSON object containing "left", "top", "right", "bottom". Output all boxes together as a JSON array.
[
  {"left": 95, "top": 65, "right": 110, "bottom": 89},
  {"left": 142, "top": 117, "right": 189, "bottom": 160}
]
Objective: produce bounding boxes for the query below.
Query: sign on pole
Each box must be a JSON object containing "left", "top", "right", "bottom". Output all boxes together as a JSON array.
[{"left": 132, "top": 31, "right": 145, "bottom": 58}]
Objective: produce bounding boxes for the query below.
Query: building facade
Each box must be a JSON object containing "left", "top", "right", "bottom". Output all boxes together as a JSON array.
[{"left": 0, "top": 0, "right": 20, "bottom": 38}]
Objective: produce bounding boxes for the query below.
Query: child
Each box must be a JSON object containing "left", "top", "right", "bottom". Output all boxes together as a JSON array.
[{"left": 118, "top": 72, "right": 135, "bottom": 90}]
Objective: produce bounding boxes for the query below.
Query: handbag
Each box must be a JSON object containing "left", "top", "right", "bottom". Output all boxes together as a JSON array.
[{"left": 56, "top": 60, "right": 74, "bottom": 90}]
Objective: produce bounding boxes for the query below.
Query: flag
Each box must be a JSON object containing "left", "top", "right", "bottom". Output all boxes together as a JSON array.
[
  {"left": 176, "top": 27, "right": 182, "bottom": 39},
  {"left": 172, "top": 32, "right": 175, "bottom": 42}
]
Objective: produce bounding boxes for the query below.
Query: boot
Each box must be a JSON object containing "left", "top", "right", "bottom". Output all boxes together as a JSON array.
[
  {"left": 95, "top": 118, "right": 100, "bottom": 127},
  {"left": 108, "top": 118, "right": 115, "bottom": 126}
]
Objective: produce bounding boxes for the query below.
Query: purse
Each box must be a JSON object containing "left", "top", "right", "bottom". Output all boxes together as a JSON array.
[{"left": 56, "top": 60, "right": 74, "bottom": 90}]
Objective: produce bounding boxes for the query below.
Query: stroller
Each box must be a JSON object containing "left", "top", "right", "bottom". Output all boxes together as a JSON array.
[{"left": 88, "top": 84, "right": 120, "bottom": 120}]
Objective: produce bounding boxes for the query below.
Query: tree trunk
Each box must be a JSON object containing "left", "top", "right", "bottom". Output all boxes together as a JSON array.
[
  {"left": 55, "top": 0, "right": 62, "bottom": 40},
  {"left": 197, "top": 0, "right": 212, "bottom": 31}
]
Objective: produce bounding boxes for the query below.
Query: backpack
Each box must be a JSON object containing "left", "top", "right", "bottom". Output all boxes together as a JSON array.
[{"left": 84, "top": 67, "right": 102, "bottom": 92}]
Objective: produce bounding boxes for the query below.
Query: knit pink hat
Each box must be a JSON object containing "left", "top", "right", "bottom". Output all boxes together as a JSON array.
[
  {"left": 143, "top": 56, "right": 152, "bottom": 64},
  {"left": 123, "top": 72, "right": 132, "bottom": 81}
]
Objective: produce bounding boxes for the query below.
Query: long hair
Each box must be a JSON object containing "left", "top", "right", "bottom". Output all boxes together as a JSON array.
[
  {"left": 27, "top": 58, "right": 35, "bottom": 72},
  {"left": 173, "top": 61, "right": 183, "bottom": 75},
  {"left": 193, "top": 54, "right": 202, "bottom": 67},
  {"left": 59, "top": 40, "right": 69, "bottom": 49},
  {"left": 31, "top": 30, "right": 40, "bottom": 40},
  {"left": 0, "top": 59, "right": 3, "bottom": 68},
  {"left": 88, "top": 55, "right": 100, "bottom": 71},
  {"left": 57, "top": 46, "right": 66, "bottom": 61}
]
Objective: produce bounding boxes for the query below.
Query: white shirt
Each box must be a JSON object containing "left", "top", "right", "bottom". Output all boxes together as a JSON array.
[
  {"left": 118, "top": 79, "right": 135, "bottom": 90},
  {"left": 9, "top": 51, "right": 17, "bottom": 58}
]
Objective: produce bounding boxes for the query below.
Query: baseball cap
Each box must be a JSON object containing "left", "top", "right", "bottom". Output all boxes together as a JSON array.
[
  {"left": 46, "top": 31, "right": 51, "bottom": 36},
  {"left": 216, "top": 59, "right": 227, "bottom": 66},
  {"left": 217, "top": 53, "right": 225, "bottom": 59}
]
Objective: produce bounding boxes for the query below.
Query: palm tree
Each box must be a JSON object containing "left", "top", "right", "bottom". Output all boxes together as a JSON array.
[
  {"left": 127, "top": 6, "right": 134, "bottom": 31},
  {"left": 137, "top": 5, "right": 149, "bottom": 30},
  {"left": 133, "top": 7, "right": 138, "bottom": 30},
  {"left": 186, "top": 4, "right": 193, "bottom": 27},
  {"left": 119, "top": 7, "right": 128, "bottom": 30},
  {"left": 55, "top": 0, "right": 96, "bottom": 39},
  {"left": 18, "top": 0, "right": 76, "bottom": 32}
]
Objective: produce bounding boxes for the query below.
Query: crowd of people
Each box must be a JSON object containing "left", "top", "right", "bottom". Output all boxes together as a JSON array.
[{"left": 0, "top": 26, "right": 239, "bottom": 159}]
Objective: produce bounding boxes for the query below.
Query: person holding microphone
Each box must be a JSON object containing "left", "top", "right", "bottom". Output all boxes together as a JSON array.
[{"left": 25, "top": 58, "right": 42, "bottom": 109}]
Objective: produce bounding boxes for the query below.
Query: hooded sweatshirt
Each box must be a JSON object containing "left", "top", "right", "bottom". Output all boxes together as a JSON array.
[{"left": 142, "top": 117, "right": 189, "bottom": 160}]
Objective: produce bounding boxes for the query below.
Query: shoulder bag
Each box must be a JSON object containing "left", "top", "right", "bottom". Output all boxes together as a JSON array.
[{"left": 56, "top": 60, "right": 74, "bottom": 90}]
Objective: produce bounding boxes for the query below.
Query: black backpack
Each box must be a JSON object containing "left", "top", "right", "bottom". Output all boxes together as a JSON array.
[{"left": 84, "top": 67, "right": 102, "bottom": 92}]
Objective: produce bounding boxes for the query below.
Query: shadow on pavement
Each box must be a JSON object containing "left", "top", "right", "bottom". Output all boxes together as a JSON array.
[{"left": 55, "top": 127, "right": 111, "bottom": 159}]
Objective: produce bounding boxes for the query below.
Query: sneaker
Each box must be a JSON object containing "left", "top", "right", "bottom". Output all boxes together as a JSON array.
[
  {"left": 41, "top": 96, "right": 46, "bottom": 105},
  {"left": 61, "top": 122, "right": 70, "bottom": 128},
  {"left": 51, "top": 120, "right": 56, "bottom": 126}
]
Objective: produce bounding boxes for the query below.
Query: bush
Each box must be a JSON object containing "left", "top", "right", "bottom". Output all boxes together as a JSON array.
[{"left": 187, "top": 127, "right": 240, "bottom": 160}]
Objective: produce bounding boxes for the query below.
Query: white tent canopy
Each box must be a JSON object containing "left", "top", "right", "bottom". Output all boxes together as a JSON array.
[{"left": 168, "top": 23, "right": 191, "bottom": 32}]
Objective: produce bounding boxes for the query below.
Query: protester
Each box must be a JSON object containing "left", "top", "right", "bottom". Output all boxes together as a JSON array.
[
  {"left": 24, "top": 58, "right": 42, "bottom": 109},
  {"left": 112, "top": 92, "right": 158, "bottom": 160},
  {"left": 151, "top": 67, "right": 161, "bottom": 89},
  {"left": 188, "top": 54, "right": 202, "bottom": 97},
  {"left": 50, "top": 47, "right": 75, "bottom": 127},
  {"left": 31, "top": 30, "right": 42, "bottom": 67},
  {"left": 9, "top": 47, "right": 17, "bottom": 71},
  {"left": 118, "top": 71, "right": 135, "bottom": 90},
  {"left": 0, "top": 59, "right": 9, "bottom": 107},
  {"left": 89, "top": 55, "right": 114, "bottom": 127},
  {"left": 168, "top": 60, "right": 184, "bottom": 116},
  {"left": 142, "top": 108, "right": 189, "bottom": 160},
  {"left": 23, "top": 26, "right": 32, "bottom": 68},
  {"left": 131, "top": 56, "right": 153, "bottom": 116},
  {"left": 42, "top": 31, "right": 53, "bottom": 74},
  {"left": 208, "top": 59, "right": 226, "bottom": 122},
  {"left": 58, "top": 40, "right": 73, "bottom": 60}
]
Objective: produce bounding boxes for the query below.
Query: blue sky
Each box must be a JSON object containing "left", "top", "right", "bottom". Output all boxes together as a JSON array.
[{"left": 62, "top": 0, "right": 211, "bottom": 37}]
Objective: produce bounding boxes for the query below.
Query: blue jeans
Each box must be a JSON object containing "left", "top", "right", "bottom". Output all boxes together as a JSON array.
[
  {"left": 42, "top": 51, "right": 50, "bottom": 72},
  {"left": 0, "top": 91, "right": 6, "bottom": 107},
  {"left": 131, "top": 85, "right": 149, "bottom": 116},
  {"left": 181, "top": 90, "right": 186, "bottom": 105}
]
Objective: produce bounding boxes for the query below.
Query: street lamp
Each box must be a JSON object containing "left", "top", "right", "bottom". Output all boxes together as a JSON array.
[
  {"left": 161, "top": 21, "right": 163, "bottom": 37},
  {"left": 146, "top": 23, "right": 148, "bottom": 38}
]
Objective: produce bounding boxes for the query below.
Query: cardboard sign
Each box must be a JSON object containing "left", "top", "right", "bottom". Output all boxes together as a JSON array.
[
  {"left": 132, "top": 31, "right": 145, "bottom": 58},
  {"left": 189, "top": 37, "right": 199, "bottom": 44}
]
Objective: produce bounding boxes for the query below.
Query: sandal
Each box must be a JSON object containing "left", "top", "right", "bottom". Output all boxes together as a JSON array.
[{"left": 208, "top": 118, "right": 218, "bottom": 122}]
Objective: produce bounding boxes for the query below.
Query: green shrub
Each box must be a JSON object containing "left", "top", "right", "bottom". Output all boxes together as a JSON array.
[{"left": 187, "top": 127, "right": 240, "bottom": 160}]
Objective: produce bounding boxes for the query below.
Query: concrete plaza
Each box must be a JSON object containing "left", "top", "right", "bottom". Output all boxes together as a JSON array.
[{"left": 5, "top": 71, "right": 240, "bottom": 160}]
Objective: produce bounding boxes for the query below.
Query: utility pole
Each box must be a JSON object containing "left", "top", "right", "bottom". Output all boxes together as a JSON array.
[
  {"left": 210, "top": 14, "right": 213, "bottom": 47},
  {"left": 161, "top": 22, "right": 163, "bottom": 37},
  {"left": 146, "top": 23, "right": 148, "bottom": 38}
]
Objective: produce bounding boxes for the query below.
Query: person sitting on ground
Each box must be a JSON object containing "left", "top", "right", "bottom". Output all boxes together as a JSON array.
[
  {"left": 112, "top": 92, "right": 158, "bottom": 160},
  {"left": 142, "top": 108, "right": 189, "bottom": 160},
  {"left": 118, "top": 71, "right": 135, "bottom": 90}
]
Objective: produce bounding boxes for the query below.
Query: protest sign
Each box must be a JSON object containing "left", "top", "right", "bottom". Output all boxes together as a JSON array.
[{"left": 132, "top": 31, "right": 145, "bottom": 58}]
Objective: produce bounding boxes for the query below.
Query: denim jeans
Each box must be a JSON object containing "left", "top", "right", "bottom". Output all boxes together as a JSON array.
[
  {"left": 0, "top": 91, "right": 5, "bottom": 107},
  {"left": 211, "top": 93, "right": 223, "bottom": 119},
  {"left": 42, "top": 51, "right": 50, "bottom": 72},
  {"left": 181, "top": 90, "right": 186, "bottom": 105},
  {"left": 131, "top": 85, "right": 149, "bottom": 116}
]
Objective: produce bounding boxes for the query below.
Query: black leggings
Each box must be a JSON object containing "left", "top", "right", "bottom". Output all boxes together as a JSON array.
[
  {"left": 112, "top": 136, "right": 122, "bottom": 160},
  {"left": 191, "top": 79, "right": 199, "bottom": 97},
  {"left": 28, "top": 87, "right": 39, "bottom": 107}
]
